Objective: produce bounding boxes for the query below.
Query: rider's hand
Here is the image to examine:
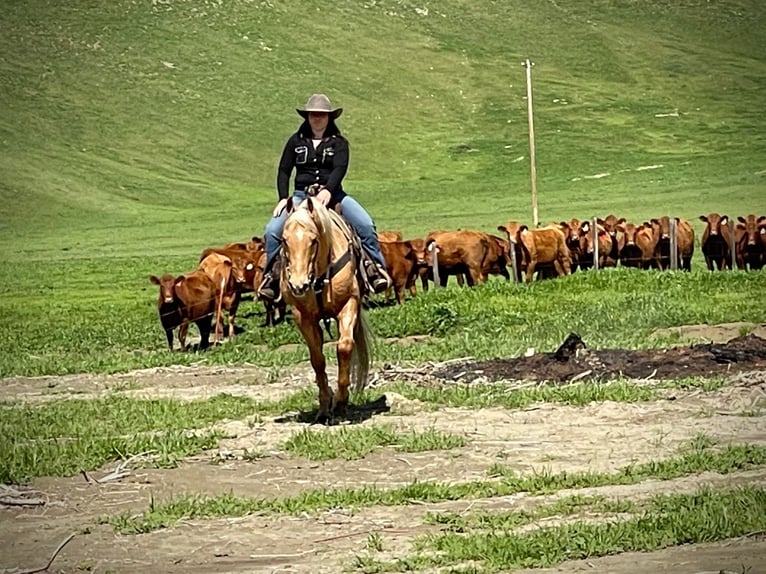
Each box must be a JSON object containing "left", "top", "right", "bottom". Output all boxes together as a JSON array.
[
  {"left": 316, "top": 187, "right": 332, "bottom": 206},
  {"left": 272, "top": 198, "right": 288, "bottom": 217}
]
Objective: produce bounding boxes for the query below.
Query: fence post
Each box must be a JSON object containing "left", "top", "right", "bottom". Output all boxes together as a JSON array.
[
  {"left": 592, "top": 217, "right": 599, "bottom": 271},
  {"left": 670, "top": 218, "right": 678, "bottom": 270},
  {"left": 431, "top": 244, "right": 441, "bottom": 287},
  {"left": 522, "top": 59, "right": 539, "bottom": 228},
  {"left": 509, "top": 241, "right": 519, "bottom": 282}
]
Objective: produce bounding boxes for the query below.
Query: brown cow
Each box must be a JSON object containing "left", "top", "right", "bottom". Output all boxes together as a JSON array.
[
  {"left": 616, "top": 222, "right": 655, "bottom": 269},
  {"left": 699, "top": 213, "right": 733, "bottom": 271},
  {"left": 379, "top": 239, "right": 429, "bottom": 303},
  {"left": 579, "top": 220, "right": 616, "bottom": 270},
  {"left": 497, "top": 222, "right": 571, "bottom": 282},
  {"left": 597, "top": 214, "right": 625, "bottom": 263},
  {"left": 378, "top": 230, "right": 403, "bottom": 243},
  {"left": 647, "top": 216, "right": 694, "bottom": 271},
  {"left": 424, "top": 230, "right": 509, "bottom": 287},
  {"left": 735, "top": 214, "right": 766, "bottom": 270},
  {"left": 405, "top": 237, "right": 431, "bottom": 295},
  {"left": 558, "top": 218, "right": 584, "bottom": 272},
  {"left": 198, "top": 251, "right": 239, "bottom": 340},
  {"left": 150, "top": 271, "right": 219, "bottom": 351}
]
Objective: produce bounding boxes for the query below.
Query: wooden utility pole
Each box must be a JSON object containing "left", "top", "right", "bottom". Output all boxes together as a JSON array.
[{"left": 523, "top": 59, "right": 539, "bottom": 228}]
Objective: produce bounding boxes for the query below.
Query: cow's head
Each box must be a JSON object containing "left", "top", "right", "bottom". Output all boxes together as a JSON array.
[
  {"left": 738, "top": 215, "right": 765, "bottom": 246},
  {"left": 150, "top": 274, "right": 177, "bottom": 304},
  {"left": 699, "top": 213, "right": 728, "bottom": 236}
]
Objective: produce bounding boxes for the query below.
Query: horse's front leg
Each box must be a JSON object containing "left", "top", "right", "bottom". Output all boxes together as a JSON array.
[
  {"left": 292, "top": 307, "right": 331, "bottom": 423},
  {"left": 333, "top": 297, "right": 359, "bottom": 418}
]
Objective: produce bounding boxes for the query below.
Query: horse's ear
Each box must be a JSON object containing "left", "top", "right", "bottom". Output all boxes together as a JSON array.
[{"left": 306, "top": 197, "right": 314, "bottom": 213}]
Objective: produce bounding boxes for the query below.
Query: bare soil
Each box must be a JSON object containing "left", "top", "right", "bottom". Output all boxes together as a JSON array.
[{"left": 1, "top": 323, "right": 765, "bottom": 574}]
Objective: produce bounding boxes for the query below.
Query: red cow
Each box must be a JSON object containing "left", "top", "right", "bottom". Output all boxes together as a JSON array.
[
  {"left": 497, "top": 222, "right": 571, "bottom": 282},
  {"left": 378, "top": 230, "right": 403, "bottom": 243},
  {"left": 735, "top": 214, "right": 766, "bottom": 270},
  {"left": 149, "top": 270, "right": 219, "bottom": 351},
  {"left": 616, "top": 222, "right": 655, "bottom": 269},
  {"left": 579, "top": 221, "right": 616, "bottom": 270},
  {"left": 597, "top": 214, "right": 625, "bottom": 263},
  {"left": 647, "top": 216, "right": 695, "bottom": 271},
  {"left": 424, "top": 230, "right": 508, "bottom": 287},
  {"left": 699, "top": 213, "right": 733, "bottom": 271},
  {"left": 405, "top": 237, "right": 431, "bottom": 295},
  {"left": 198, "top": 251, "right": 239, "bottom": 340},
  {"left": 379, "top": 239, "right": 429, "bottom": 304},
  {"left": 558, "top": 218, "right": 584, "bottom": 272}
]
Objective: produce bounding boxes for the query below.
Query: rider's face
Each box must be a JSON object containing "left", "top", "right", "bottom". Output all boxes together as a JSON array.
[{"left": 308, "top": 111, "right": 329, "bottom": 135}]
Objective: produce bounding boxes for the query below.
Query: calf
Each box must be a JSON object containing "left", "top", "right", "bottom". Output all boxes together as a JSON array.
[
  {"left": 597, "top": 214, "right": 625, "bottom": 263},
  {"left": 616, "top": 222, "right": 655, "bottom": 269},
  {"left": 405, "top": 237, "right": 431, "bottom": 295},
  {"left": 558, "top": 218, "right": 584, "bottom": 272},
  {"left": 699, "top": 213, "right": 733, "bottom": 271},
  {"left": 424, "top": 230, "right": 506, "bottom": 287},
  {"left": 379, "top": 239, "right": 429, "bottom": 304},
  {"left": 378, "top": 230, "right": 403, "bottom": 242},
  {"left": 735, "top": 214, "right": 766, "bottom": 270},
  {"left": 648, "top": 216, "right": 694, "bottom": 271},
  {"left": 150, "top": 271, "right": 219, "bottom": 351},
  {"left": 198, "top": 251, "right": 238, "bottom": 340},
  {"left": 497, "top": 222, "right": 571, "bottom": 282},
  {"left": 578, "top": 220, "right": 617, "bottom": 270}
]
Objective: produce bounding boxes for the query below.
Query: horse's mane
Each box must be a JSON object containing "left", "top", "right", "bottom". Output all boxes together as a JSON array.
[{"left": 290, "top": 197, "right": 333, "bottom": 236}]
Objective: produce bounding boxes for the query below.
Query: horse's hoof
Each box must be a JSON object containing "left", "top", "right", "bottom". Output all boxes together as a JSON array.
[
  {"left": 313, "top": 412, "right": 332, "bottom": 425},
  {"left": 332, "top": 401, "right": 348, "bottom": 419}
]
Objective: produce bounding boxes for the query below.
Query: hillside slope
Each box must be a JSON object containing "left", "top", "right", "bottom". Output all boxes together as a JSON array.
[{"left": 1, "top": 0, "right": 764, "bottom": 255}]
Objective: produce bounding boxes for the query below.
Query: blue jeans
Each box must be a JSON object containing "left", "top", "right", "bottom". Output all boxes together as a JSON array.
[{"left": 264, "top": 190, "right": 386, "bottom": 270}]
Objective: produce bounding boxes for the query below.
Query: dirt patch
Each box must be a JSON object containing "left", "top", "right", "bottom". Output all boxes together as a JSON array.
[
  {"left": 1, "top": 325, "right": 766, "bottom": 573},
  {"left": 436, "top": 332, "right": 766, "bottom": 383}
]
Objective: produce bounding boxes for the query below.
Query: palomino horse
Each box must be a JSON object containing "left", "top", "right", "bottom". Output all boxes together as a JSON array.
[{"left": 279, "top": 195, "right": 372, "bottom": 423}]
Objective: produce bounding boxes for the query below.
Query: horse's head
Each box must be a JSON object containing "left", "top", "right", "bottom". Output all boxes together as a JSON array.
[{"left": 282, "top": 198, "right": 330, "bottom": 297}]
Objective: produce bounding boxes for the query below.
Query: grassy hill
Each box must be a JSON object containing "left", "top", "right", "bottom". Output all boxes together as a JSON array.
[{"left": 2, "top": 0, "right": 765, "bottom": 260}]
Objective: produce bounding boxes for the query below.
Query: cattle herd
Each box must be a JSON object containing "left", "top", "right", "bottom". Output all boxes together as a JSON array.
[{"left": 150, "top": 212, "right": 765, "bottom": 351}]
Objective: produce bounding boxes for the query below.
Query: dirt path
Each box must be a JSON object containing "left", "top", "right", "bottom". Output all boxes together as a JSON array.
[{"left": 1, "top": 356, "right": 765, "bottom": 573}]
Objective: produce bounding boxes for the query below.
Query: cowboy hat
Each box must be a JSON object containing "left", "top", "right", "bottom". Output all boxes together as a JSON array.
[{"left": 296, "top": 93, "right": 343, "bottom": 119}]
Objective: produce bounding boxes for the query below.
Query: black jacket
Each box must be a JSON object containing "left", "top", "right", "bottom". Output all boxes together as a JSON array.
[{"left": 276, "top": 124, "right": 349, "bottom": 206}]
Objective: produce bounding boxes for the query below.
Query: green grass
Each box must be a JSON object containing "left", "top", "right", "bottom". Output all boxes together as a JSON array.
[
  {"left": 364, "top": 486, "right": 766, "bottom": 573},
  {"left": 0, "top": 1, "right": 765, "bottom": 380},
  {"left": 282, "top": 425, "right": 466, "bottom": 461},
  {"left": 2, "top": 266, "right": 764, "bottom": 377},
  {"left": 0, "top": 378, "right": 728, "bottom": 483},
  {"left": 0, "top": 393, "right": 258, "bottom": 483},
  {"left": 104, "top": 442, "right": 766, "bottom": 534}
]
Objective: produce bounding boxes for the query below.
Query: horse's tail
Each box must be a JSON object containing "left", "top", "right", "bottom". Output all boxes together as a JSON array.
[{"left": 350, "top": 308, "right": 373, "bottom": 393}]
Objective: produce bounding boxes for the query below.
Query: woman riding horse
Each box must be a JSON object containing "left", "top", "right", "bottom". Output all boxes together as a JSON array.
[{"left": 279, "top": 194, "right": 372, "bottom": 423}]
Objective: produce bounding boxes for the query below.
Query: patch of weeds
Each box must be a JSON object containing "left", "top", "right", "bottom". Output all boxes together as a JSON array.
[
  {"left": 365, "top": 531, "right": 384, "bottom": 552},
  {"left": 387, "top": 379, "right": 657, "bottom": 410},
  {"left": 396, "top": 427, "right": 466, "bottom": 453},
  {"left": 384, "top": 487, "right": 766, "bottom": 572},
  {"left": 0, "top": 393, "right": 255, "bottom": 482},
  {"left": 489, "top": 442, "right": 766, "bottom": 490},
  {"left": 106, "top": 442, "right": 766, "bottom": 534},
  {"left": 282, "top": 425, "right": 465, "bottom": 461},
  {"left": 661, "top": 376, "right": 727, "bottom": 392}
]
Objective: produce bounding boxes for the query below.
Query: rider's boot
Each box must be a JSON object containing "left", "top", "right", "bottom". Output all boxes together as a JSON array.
[
  {"left": 257, "top": 258, "right": 281, "bottom": 303},
  {"left": 364, "top": 259, "right": 392, "bottom": 294}
]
